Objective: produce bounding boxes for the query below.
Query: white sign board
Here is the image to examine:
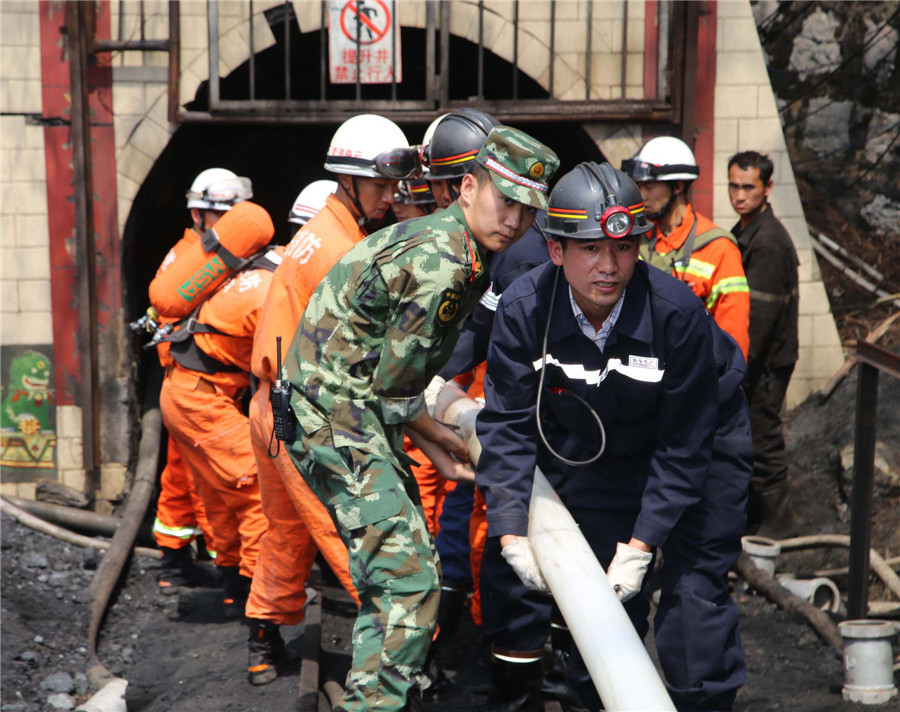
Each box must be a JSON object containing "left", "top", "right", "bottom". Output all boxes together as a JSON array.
[{"left": 328, "top": 0, "right": 402, "bottom": 84}]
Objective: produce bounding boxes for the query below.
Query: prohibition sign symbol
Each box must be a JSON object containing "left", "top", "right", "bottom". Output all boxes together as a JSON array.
[{"left": 340, "top": 0, "right": 391, "bottom": 45}]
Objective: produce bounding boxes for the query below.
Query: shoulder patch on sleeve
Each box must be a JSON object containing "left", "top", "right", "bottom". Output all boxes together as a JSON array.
[
  {"left": 437, "top": 288, "right": 463, "bottom": 325},
  {"left": 471, "top": 245, "right": 485, "bottom": 277}
]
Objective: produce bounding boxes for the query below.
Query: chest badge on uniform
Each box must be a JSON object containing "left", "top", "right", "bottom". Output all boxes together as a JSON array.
[
  {"left": 437, "top": 288, "right": 462, "bottom": 324},
  {"left": 629, "top": 355, "right": 659, "bottom": 370}
]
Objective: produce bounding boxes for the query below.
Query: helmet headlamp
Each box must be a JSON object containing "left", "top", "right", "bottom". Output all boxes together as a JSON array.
[{"left": 600, "top": 205, "right": 634, "bottom": 239}]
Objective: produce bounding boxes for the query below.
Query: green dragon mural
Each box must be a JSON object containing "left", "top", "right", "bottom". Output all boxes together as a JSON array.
[{"left": 1, "top": 349, "right": 56, "bottom": 472}]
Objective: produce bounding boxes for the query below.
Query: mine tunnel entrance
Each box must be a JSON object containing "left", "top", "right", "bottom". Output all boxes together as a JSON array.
[{"left": 121, "top": 24, "right": 608, "bottom": 481}]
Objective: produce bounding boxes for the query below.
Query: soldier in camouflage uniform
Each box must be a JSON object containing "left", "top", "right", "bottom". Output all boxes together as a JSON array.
[{"left": 285, "top": 127, "right": 559, "bottom": 712}]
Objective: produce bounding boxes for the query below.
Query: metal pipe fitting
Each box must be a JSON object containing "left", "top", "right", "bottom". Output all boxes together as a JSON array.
[
  {"left": 838, "top": 619, "right": 898, "bottom": 705},
  {"left": 741, "top": 536, "right": 781, "bottom": 577},
  {"left": 776, "top": 576, "right": 842, "bottom": 614}
]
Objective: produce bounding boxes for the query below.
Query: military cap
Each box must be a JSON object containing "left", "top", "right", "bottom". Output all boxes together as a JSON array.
[{"left": 475, "top": 126, "right": 559, "bottom": 210}]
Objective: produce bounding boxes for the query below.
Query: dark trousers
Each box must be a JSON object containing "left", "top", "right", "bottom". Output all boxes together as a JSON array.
[
  {"left": 746, "top": 362, "right": 794, "bottom": 491},
  {"left": 435, "top": 481, "right": 475, "bottom": 586},
  {"left": 481, "top": 490, "right": 747, "bottom": 712}
]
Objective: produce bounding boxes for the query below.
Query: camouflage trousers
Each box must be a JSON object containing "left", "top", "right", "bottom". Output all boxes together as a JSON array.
[{"left": 289, "top": 425, "right": 440, "bottom": 712}]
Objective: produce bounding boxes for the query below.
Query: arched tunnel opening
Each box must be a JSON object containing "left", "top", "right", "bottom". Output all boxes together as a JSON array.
[{"left": 121, "top": 20, "right": 608, "bottom": 483}]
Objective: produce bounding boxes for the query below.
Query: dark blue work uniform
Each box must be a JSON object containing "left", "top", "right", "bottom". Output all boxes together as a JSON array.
[
  {"left": 435, "top": 219, "right": 551, "bottom": 584},
  {"left": 476, "top": 260, "right": 750, "bottom": 712}
]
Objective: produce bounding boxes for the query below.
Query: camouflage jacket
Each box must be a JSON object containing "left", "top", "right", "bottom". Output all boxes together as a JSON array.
[{"left": 287, "top": 202, "right": 491, "bottom": 468}]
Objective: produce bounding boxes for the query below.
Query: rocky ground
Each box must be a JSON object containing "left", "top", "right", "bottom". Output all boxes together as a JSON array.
[{"left": 2, "top": 350, "right": 899, "bottom": 711}]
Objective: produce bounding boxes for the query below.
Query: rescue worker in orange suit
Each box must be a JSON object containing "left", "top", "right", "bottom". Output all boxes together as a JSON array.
[
  {"left": 145, "top": 172, "right": 233, "bottom": 593},
  {"left": 244, "top": 115, "right": 420, "bottom": 686},
  {"left": 621, "top": 137, "right": 750, "bottom": 359},
  {"left": 155, "top": 170, "right": 277, "bottom": 620}
]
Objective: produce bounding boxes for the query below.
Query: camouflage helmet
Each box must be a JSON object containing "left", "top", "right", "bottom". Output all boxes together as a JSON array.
[
  {"left": 475, "top": 126, "right": 559, "bottom": 210},
  {"left": 543, "top": 162, "right": 651, "bottom": 240},
  {"left": 422, "top": 109, "right": 500, "bottom": 180}
]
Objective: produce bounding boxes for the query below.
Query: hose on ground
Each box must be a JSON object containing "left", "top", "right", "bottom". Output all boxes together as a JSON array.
[
  {"left": 86, "top": 408, "right": 162, "bottom": 688},
  {"left": 0, "top": 497, "right": 160, "bottom": 560},
  {"left": 777, "top": 535, "right": 900, "bottom": 603},
  {"left": 815, "top": 555, "right": 900, "bottom": 579}
]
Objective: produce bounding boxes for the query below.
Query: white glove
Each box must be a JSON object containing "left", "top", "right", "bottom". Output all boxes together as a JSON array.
[
  {"left": 501, "top": 536, "right": 549, "bottom": 593},
  {"left": 423, "top": 375, "right": 447, "bottom": 417},
  {"left": 606, "top": 542, "right": 654, "bottom": 602}
]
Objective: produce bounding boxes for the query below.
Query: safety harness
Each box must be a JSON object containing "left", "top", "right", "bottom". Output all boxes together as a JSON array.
[{"left": 157, "top": 249, "right": 280, "bottom": 375}]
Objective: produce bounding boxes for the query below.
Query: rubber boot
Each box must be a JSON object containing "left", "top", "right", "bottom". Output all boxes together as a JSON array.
[
  {"left": 485, "top": 648, "right": 544, "bottom": 712},
  {"left": 423, "top": 586, "right": 469, "bottom": 702},
  {"left": 434, "top": 585, "right": 468, "bottom": 667},
  {"left": 220, "top": 565, "right": 251, "bottom": 620},
  {"left": 401, "top": 687, "right": 426, "bottom": 712},
  {"left": 542, "top": 622, "right": 590, "bottom": 711},
  {"left": 755, "top": 479, "right": 798, "bottom": 540},
  {"left": 247, "top": 618, "right": 285, "bottom": 686},
  {"left": 156, "top": 546, "right": 221, "bottom": 595}
]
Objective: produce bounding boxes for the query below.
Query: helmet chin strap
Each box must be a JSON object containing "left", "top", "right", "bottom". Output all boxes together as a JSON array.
[
  {"left": 346, "top": 176, "right": 368, "bottom": 226},
  {"left": 347, "top": 175, "right": 389, "bottom": 233},
  {"left": 645, "top": 182, "right": 677, "bottom": 222}
]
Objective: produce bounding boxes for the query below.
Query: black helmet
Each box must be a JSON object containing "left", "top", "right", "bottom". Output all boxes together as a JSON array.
[
  {"left": 394, "top": 176, "right": 436, "bottom": 206},
  {"left": 543, "top": 162, "right": 652, "bottom": 240},
  {"left": 422, "top": 109, "right": 500, "bottom": 180}
]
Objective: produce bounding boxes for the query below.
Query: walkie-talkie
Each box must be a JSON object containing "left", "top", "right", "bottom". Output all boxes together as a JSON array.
[{"left": 270, "top": 336, "right": 296, "bottom": 444}]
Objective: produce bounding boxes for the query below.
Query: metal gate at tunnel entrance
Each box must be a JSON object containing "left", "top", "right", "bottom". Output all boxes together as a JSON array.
[{"left": 103, "top": 0, "right": 695, "bottom": 127}]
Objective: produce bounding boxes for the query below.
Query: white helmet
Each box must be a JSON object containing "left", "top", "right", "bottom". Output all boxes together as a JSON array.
[
  {"left": 288, "top": 180, "right": 337, "bottom": 225},
  {"left": 186, "top": 168, "right": 253, "bottom": 211},
  {"left": 324, "top": 114, "right": 419, "bottom": 180},
  {"left": 621, "top": 136, "right": 699, "bottom": 182}
]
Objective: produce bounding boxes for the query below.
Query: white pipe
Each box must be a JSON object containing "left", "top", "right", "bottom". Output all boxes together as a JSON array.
[
  {"left": 741, "top": 536, "right": 781, "bottom": 577},
  {"left": 434, "top": 385, "right": 676, "bottom": 710},
  {"left": 838, "top": 620, "right": 898, "bottom": 705},
  {"left": 529, "top": 468, "right": 676, "bottom": 711},
  {"left": 75, "top": 677, "right": 127, "bottom": 712},
  {"left": 776, "top": 575, "right": 842, "bottom": 614}
]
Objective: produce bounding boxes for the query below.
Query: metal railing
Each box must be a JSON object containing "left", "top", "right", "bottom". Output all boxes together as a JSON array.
[
  {"left": 101, "top": 1, "right": 687, "bottom": 125},
  {"left": 846, "top": 340, "right": 900, "bottom": 619}
]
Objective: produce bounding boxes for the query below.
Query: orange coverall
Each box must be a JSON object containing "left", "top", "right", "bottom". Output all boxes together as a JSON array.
[
  {"left": 150, "top": 229, "right": 215, "bottom": 556},
  {"left": 159, "top": 255, "right": 275, "bottom": 578},
  {"left": 245, "top": 195, "right": 363, "bottom": 624},
  {"left": 642, "top": 205, "right": 750, "bottom": 360}
]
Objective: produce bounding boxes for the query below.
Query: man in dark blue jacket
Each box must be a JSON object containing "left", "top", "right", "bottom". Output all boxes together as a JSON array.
[{"left": 476, "top": 162, "right": 751, "bottom": 712}]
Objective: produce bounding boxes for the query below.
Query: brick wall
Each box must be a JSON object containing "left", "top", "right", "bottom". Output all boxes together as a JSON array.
[{"left": 0, "top": 2, "right": 69, "bottom": 500}]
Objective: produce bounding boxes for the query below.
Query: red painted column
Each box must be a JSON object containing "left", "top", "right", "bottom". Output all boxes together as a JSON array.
[
  {"left": 39, "top": 1, "right": 120, "bottom": 406},
  {"left": 643, "top": 0, "right": 658, "bottom": 100},
  {"left": 691, "top": 1, "right": 717, "bottom": 218}
]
